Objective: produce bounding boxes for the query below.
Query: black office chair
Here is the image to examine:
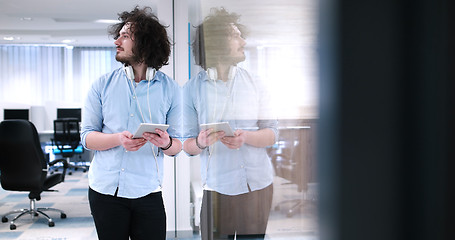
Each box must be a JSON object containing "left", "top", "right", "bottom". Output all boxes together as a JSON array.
[
  {"left": 0, "top": 120, "right": 68, "bottom": 230},
  {"left": 52, "top": 118, "right": 88, "bottom": 175}
]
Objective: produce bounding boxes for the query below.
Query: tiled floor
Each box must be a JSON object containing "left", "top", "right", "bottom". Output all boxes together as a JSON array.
[
  {"left": 0, "top": 171, "right": 97, "bottom": 240},
  {"left": 0, "top": 171, "right": 318, "bottom": 240}
]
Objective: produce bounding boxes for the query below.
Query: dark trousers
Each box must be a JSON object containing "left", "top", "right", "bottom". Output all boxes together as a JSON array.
[
  {"left": 88, "top": 188, "right": 166, "bottom": 240},
  {"left": 200, "top": 184, "right": 273, "bottom": 240}
]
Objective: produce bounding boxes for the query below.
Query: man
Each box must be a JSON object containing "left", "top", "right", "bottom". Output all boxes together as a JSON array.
[
  {"left": 183, "top": 8, "right": 278, "bottom": 240},
  {"left": 80, "top": 6, "right": 181, "bottom": 240}
]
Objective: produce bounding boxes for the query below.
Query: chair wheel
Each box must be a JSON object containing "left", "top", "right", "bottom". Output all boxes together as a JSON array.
[
  {"left": 2, "top": 216, "right": 8, "bottom": 222},
  {"left": 48, "top": 221, "right": 55, "bottom": 227},
  {"left": 61, "top": 213, "right": 67, "bottom": 219},
  {"left": 10, "top": 224, "right": 16, "bottom": 230}
]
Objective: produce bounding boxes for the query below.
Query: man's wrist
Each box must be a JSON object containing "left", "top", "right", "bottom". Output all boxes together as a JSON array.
[
  {"left": 195, "top": 137, "right": 207, "bottom": 150},
  {"left": 160, "top": 136, "right": 173, "bottom": 150}
]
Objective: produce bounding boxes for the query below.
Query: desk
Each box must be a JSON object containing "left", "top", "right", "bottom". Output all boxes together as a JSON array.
[{"left": 39, "top": 130, "right": 93, "bottom": 165}]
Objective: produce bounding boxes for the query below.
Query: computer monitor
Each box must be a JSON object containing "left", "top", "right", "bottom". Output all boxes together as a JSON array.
[
  {"left": 56, "top": 108, "right": 81, "bottom": 122},
  {"left": 3, "top": 109, "right": 29, "bottom": 120}
]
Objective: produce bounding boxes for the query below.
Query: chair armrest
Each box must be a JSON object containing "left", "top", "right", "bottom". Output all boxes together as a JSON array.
[{"left": 48, "top": 158, "right": 69, "bottom": 168}]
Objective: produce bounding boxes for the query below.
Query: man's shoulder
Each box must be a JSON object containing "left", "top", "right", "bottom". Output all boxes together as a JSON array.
[
  {"left": 184, "top": 70, "right": 208, "bottom": 87},
  {"left": 154, "top": 71, "right": 181, "bottom": 95},
  {"left": 155, "top": 71, "right": 176, "bottom": 84},
  {"left": 92, "top": 67, "right": 124, "bottom": 86}
]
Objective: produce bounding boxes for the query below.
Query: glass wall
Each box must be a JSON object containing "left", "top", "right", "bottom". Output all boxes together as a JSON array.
[
  {"left": 185, "top": 0, "right": 319, "bottom": 239},
  {"left": 0, "top": 1, "right": 319, "bottom": 239}
]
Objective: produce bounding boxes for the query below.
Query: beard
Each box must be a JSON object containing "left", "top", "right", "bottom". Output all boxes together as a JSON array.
[
  {"left": 115, "top": 53, "right": 130, "bottom": 65},
  {"left": 233, "top": 54, "right": 246, "bottom": 64},
  {"left": 115, "top": 50, "right": 137, "bottom": 65},
  {"left": 219, "top": 54, "right": 245, "bottom": 66}
]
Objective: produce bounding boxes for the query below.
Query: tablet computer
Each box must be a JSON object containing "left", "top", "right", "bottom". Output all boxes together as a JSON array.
[
  {"left": 132, "top": 123, "right": 169, "bottom": 139},
  {"left": 199, "top": 122, "right": 235, "bottom": 137}
]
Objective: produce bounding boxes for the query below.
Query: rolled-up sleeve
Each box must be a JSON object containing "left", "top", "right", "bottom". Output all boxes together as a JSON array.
[
  {"left": 258, "top": 119, "right": 279, "bottom": 143},
  {"left": 165, "top": 82, "right": 183, "bottom": 140},
  {"left": 81, "top": 76, "right": 104, "bottom": 149}
]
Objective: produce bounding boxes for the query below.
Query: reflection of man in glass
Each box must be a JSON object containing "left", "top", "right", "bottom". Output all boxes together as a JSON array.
[{"left": 183, "top": 8, "right": 278, "bottom": 239}]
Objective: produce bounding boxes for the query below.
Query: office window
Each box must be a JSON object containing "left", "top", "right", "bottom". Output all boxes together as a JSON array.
[
  {"left": 72, "top": 47, "right": 122, "bottom": 103},
  {"left": 0, "top": 45, "right": 121, "bottom": 106},
  {"left": 0, "top": 45, "right": 65, "bottom": 105}
]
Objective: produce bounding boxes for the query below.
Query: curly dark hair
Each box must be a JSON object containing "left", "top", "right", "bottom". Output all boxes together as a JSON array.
[
  {"left": 192, "top": 8, "right": 248, "bottom": 70},
  {"left": 108, "top": 6, "right": 171, "bottom": 70}
]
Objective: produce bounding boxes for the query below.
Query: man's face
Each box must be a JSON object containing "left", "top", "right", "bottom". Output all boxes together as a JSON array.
[
  {"left": 226, "top": 24, "right": 246, "bottom": 64},
  {"left": 114, "top": 23, "right": 135, "bottom": 64}
]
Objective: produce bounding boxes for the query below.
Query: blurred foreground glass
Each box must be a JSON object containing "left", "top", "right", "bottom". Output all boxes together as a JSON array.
[{"left": 187, "top": 0, "right": 319, "bottom": 239}]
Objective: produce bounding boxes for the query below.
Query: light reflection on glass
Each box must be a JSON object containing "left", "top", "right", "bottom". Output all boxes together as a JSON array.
[{"left": 187, "top": 1, "right": 319, "bottom": 239}]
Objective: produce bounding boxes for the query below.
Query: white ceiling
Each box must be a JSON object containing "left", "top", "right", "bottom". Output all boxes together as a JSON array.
[
  {"left": 0, "top": 0, "right": 316, "bottom": 48},
  {"left": 0, "top": 0, "right": 157, "bottom": 46}
]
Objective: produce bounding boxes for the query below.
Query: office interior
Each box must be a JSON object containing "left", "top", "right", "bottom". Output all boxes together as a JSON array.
[
  {"left": 1, "top": 0, "right": 319, "bottom": 239},
  {"left": 1, "top": 0, "right": 455, "bottom": 240}
]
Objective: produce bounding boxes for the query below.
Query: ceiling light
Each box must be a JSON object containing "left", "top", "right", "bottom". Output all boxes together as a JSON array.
[
  {"left": 3, "top": 37, "right": 15, "bottom": 41},
  {"left": 62, "top": 39, "right": 75, "bottom": 44},
  {"left": 20, "top": 17, "right": 33, "bottom": 21},
  {"left": 95, "top": 19, "right": 120, "bottom": 24}
]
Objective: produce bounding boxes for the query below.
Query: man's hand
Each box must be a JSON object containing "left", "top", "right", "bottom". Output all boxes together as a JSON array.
[
  {"left": 143, "top": 128, "right": 171, "bottom": 148},
  {"left": 197, "top": 128, "right": 225, "bottom": 149},
  {"left": 220, "top": 129, "right": 247, "bottom": 149},
  {"left": 119, "top": 131, "right": 147, "bottom": 151}
]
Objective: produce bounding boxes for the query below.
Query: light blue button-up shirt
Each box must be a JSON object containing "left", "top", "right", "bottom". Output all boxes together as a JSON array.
[
  {"left": 81, "top": 67, "right": 181, "bottom": 199},
  {"left": 183, "top": 67, "right": 278, "bottom": 195}
]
